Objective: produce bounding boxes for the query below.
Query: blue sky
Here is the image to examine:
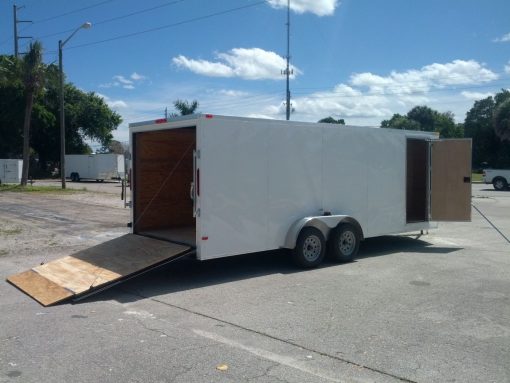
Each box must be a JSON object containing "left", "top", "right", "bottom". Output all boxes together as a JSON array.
[{"left": 1, "top": 0, "right": 510, "bottom": 143}]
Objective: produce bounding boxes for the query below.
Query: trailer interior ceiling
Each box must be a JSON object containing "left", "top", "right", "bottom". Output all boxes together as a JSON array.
[
  {"left": 406, "top": 139, "right": 429, "bottom": 223},
  {"left": 133, "top": 127, "right": 196, "bottom": 246}
]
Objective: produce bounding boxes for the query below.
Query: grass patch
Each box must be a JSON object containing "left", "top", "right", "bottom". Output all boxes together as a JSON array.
[
  {"left": 0, "top": 184, "right": 85, "bottom": 193},
  {"left": 471, "top": 173, "right": 483, "bottom": 182},
  {"left": 0, "top": 227, "right": 22, "bottom": 235},
  {"left": 0, "top": 250, "right": 8, "bottom": 256}
]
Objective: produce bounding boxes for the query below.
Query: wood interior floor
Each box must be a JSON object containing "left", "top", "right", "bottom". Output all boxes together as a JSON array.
[{"left": 139, "top": 226, "right": 196, "bottom": 246}]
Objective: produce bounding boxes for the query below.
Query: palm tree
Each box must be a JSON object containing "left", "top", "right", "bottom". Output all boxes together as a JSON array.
[
  {"left": 173, "top": 99, "right": 199, "bottom": 115},
  {"left": 20, "top": 41, "right": 45, "bottom": 185}
]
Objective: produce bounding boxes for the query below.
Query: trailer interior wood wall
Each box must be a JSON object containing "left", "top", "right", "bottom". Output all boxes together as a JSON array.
[
  {"left": 406, "top": 139, "right": 428, "bottom": 223},
  {"left": 133, "top": 128, "right": 196, "bottom": 240}
]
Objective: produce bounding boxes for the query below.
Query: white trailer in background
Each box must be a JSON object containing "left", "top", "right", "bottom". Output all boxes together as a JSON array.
[
  {"left": 0, "top": 159, "right": 22, "bottom": 184},
  {"left": 7, "top": 114, "right": 473, "bottom": 306},
  {"left": 128, "top": 114, "right": 472, "bottom": 267},
  {"left": 65, "top": 153, "right": 125, "bottom": 182}
]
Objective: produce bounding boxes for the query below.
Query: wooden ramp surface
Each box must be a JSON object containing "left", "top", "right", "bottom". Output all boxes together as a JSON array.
[{"left": 7, "top": 234, "right": 190, "bottom": 306}]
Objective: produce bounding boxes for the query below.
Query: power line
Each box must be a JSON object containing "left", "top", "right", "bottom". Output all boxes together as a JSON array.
[
  {"left": 64, "top": 1, "right": 266, "bottom": 51},
  {"left": 37, "top": 0, "right": 187, "bottom": 40},
  {"left": 33, "top": 0, "right": 116, "bottom": 24},
  {"left": 95, "top": 0, "right": 185, "bottom": 27}
]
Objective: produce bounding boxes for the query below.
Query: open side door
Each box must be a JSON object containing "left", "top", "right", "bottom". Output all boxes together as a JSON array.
[
  {"left": 7, "top": 234, "right": 191, "bottom": 306},
  {"left": 429, "top": 139, "right": 472, "bottom": 221}
]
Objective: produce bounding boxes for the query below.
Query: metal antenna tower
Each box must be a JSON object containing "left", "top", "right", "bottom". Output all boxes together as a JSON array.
[
  {"left": 13, "top": 4, "right": 32, "bottom": 58},
  {"left": 281, "top": 0, "right": 292, "bottom": 120}
]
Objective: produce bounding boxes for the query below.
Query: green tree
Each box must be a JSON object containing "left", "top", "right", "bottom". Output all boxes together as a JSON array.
[
  {"left": 464, "top": 90, "right": 510, "bottom": 168},
  {"left": 63, "top": 86, "right": 122, "bottom": 149},
  {"left": 1, "top": 47, "right": 46, "bottom": 184},
  {"left": 173, "top": 99, "right": 199, "bottom": 115},
  {"left": 20, "top": 42, "right": 45, "bottom": 185},
  {"left": 406, "top": 106, "right": 436, "bottom": 132},
  {"left": 318, "top": 116, "right": 345, "bottom": 124},
  {"left": 381, "top": 106, "right": 461, "bottom": 138},
  {"left": 0, "top": 80, "right": 24, "bottom": 158},
  {"left": 434, "top": 111, "right": 464, "bottom": 138},
  {"left": 381, "top": 114, "right": 420, "bottom": 130},
  {"left": 493, "top": 98, "right": 510, "bottom": 142},
  {"left": 0, "top": 53, "right": 122, "bottom": 175}
]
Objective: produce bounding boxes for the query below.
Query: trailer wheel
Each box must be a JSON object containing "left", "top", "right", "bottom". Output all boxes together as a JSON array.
[
  {"left": 293, "top": 227, "right": 326, "bottom": 268},
  {"left": 328, "top": 223, "right": 360, "bottom": 263},
  {"left": 493, "top": 177, "right": 508, "bottom": 191}
]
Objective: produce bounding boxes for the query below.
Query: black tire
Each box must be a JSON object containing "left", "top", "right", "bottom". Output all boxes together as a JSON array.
[
  {"left": 70, "top": 173, "right": 78, "bottom": 182},
  {"left": 293, "top": 227, "right": 326, "bottom": 268},
  {"left": 328, "top": 223, "right": 360, "bottom": 263},
  {"left": 493, "top": 177, "right": 508, "bottom": 191}
]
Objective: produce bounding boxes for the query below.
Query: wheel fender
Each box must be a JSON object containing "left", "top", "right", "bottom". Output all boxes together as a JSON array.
[{"left": 284, "top": 215, "right": 364, "bottom": 249}]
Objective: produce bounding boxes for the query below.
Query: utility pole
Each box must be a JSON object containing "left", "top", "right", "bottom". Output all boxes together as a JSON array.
[
  {"left": 13, "top": 5, "right": 32, "bottom": 58},
  {"left": 281, "top": 0, "right": 292, "bottom": 120},
  {"left": 165, "top": 107, "right": 168, "bottom": 119}
]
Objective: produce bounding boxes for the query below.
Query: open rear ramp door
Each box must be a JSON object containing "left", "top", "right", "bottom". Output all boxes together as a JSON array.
[
  {"left": 430, "top": 139, "right": 472, "bottom": 221},
  {"left": 7, "top": 234, "right": 191, "bottom": 306}
]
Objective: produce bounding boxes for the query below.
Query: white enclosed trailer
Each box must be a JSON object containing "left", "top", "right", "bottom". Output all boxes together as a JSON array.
[
  {"left": 128, "top": 114, "right": 472, "bottom": 266},
  {"left": 0, "top": 159, "right": 22, "bottom": 184},
  {"left": 65, "top": 153, "right": 125, "bottom": 181},
  {"left": 7, "top": 114, "right": 472, "bottom": 306}
]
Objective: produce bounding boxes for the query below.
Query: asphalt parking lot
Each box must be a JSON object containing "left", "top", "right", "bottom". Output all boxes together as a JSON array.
[{"left": 0, "top": 184, "right": 508, "bottom": 383}]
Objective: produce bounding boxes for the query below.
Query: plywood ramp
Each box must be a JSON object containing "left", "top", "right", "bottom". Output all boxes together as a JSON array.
[{"left": 7, "top": 234, "right": 190, "bottom": 306}]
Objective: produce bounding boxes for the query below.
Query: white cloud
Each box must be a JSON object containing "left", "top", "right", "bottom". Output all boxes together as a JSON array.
[
  {"left": 106, "top": 59, "right": 502, "bottom": 142},
  {"left": 493, "top": 32, "right": 510, "bottom": 43},
  {"left": 218, "top": 89, "right": 250, "bottom": 97},
  {"left": 461, "top": 91, "right": 493, "bottom": 100},
  {"left": 96, "top": 92, "right": 128, "bottom": 109},
  {"left": 173, "top": 48, "right": 301, "bottom": 80},
  {"left": 505, "top": 61, "right": 510, "bottom": 74},
  {"left": 267, "top": 0, "right": 339, "bottom": 16},
  {"left": 351, "top": 60, "right": 497, "bottom": 95},
  {"left": 173, "top": 55, "right": 233, "bottom": 77},
  {"left": 101, "top": 73, "right": 147, "bottom": 90},
  {"left": 255, "top": 59, "right": 499, "bottom": 124},
  {"left": 113, "top": 75, "right": 133, "bottom": 85},
  {"left": 130, "top": 72, "right": 146, "bottom": 81}
]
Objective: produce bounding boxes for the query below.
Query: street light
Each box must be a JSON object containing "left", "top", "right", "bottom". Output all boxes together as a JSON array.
[{"left": 59, "top": 22, "right": 91, "bottom": 189}]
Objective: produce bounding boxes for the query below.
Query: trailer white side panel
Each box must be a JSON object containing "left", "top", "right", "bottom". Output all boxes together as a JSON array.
[
  {"left": 66, "top": 155, "right": 93, "bottom": 178},
  {"left": 66, "top": 154, "right": 124, "bottom": 180},
  {"left": 324, "top": 127, "right": 410, "bottom": 238},
  {"left": 266, "top": 124, "right": 322, "bottom": 250},
  {"left": 0, "top": 159, "right": 22, "bottom": 184},
  {"left": 322, "top": 126, "right": 370, "bottom": 235},
  {"left": 117, "top": 154, "right": 125, "bottom": 177},
  {"left": 199, "top": 120, "right": 269, "bottom": 257}
]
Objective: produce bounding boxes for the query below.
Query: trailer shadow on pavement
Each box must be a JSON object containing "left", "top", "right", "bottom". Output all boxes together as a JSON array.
[
  {"left": 358, "top": 234, "right": 463, "bottom": 258},
  {"left": 78, "top": 235, "right": 462, "bottom": 305}
]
